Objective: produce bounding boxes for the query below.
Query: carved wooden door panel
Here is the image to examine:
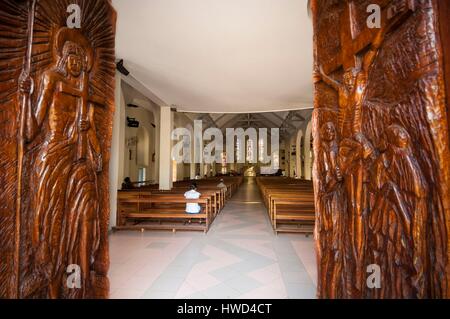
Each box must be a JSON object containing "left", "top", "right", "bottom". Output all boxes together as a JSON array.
[
  {"left": 0, "top": 0, "right": 116, "bottom": 298},
  {"left": 312, "top": 0, "right": 450, "bottom": 299}
]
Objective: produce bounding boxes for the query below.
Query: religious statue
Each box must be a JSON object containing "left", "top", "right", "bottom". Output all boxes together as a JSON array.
[
  {"left": 315, "top": 4, "right": 412, "bottom": 296},
  {"left": 312, "top": 0, "right": 449, "bottom": 299},
  {"left": 19, "top": 27, "right": 104, "bottom": 298},
  {"left": 316, "top": 122, "right": 346, "bottom": 298},
  {"left": 318, "top": 11, "right": 406, "bottom": 138},
  {"left": 369, "top": 124, "right": 429, "bottom": 298}
]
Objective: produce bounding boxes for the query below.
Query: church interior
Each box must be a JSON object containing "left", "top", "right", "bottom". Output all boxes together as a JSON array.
[{"left": 0, "top": 0, "right": 449, "bottom": 301}]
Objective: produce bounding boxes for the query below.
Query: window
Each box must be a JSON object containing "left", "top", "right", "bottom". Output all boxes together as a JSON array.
[
  {"left": 272, "top": 152, "right": 279, "bottom": 169},
  {"left": 236, "top": 138, "right": 241, "bottom": 162},
  {"left": 246, "top": 139, "right": 254, "bottom": 162},
  {"left": 259, "top": 138, "right": 265, "bottom": 162},
  {"left": 221, "top": 152, "right": 227, "bottom": 165}
]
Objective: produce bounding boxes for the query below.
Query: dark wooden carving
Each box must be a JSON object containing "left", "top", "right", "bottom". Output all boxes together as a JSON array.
[
  {"left": 0, "top": 0, "right": 116, "bottom": 298},
  {"left": 312, "top": 0, "right": 450, "bottom": 298}
]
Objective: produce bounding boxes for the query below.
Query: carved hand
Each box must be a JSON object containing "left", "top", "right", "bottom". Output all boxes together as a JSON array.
[
  {"left": 79, "top": 119, "right": 91, "bottom": 131},
  {"left": 335, "top": 166, "right": 343, "bottom": 182},
  {"left": 19, "top": 74, "right": 34, "bottom": 95},
  {"left": 313, "top": 67, "right": 322, "bottom": 83},
  {"left": 95, "top": 152, "right": 103, "bottom": 172},
  {"left": 354, "top": 133, "right": 375, "bottom": 160},
  {"left": 319, "top": 65, "right": 325, "bottom": 76}
]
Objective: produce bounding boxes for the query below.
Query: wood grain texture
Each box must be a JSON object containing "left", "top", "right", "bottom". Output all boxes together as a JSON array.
[
  {"left": 312, "top": 0, "right": 450, "bottom": 298},
  {"left": 436, "top": 0, "right": 450, "bottom": 298},
  {"left": 0, "top": 0, "right": 116, "bottom": 298}
]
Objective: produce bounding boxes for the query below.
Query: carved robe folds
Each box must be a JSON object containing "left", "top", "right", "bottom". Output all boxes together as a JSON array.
[
  {"left": 312, "top": 0, "right": 450, "bottom": 299},
  {"left": 0, "top": 0, "right": 116, "bottom": 298}
]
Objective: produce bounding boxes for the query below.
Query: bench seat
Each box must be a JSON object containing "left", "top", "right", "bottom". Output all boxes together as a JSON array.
[{"left": 257, "top": 177, "right": 316, "bottom": 234}]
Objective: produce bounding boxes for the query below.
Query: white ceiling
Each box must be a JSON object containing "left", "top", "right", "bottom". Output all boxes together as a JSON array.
[{"left": 113, "top": 0, "right": 314, "bottom": 113}]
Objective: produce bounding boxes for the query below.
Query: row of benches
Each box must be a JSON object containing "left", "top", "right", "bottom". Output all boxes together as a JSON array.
[
  {"left": 256, "top": 177, "right": 315, "bottom": 235},
  {"left": 114, "top": 177, "right": 243, "bottom": 233}
]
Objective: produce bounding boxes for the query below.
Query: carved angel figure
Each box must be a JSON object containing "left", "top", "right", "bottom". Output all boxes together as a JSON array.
[{"left": 369, "top": 124, "right": 429, "bottom": 298}]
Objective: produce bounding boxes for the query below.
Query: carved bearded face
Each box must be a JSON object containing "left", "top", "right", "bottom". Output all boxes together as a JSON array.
[
  {"left": 61, "top": 41, "right": 85, "bottom": 77},
  {"left": 387, "top": 125, "right": 410, "bottom": 149},
  {"left": 321, "top": 122, "right": 336, "bottom": 142},
  {"left": 68, "top": 53, "right": 82, "bottom": 77},
  {"left": 343, "top": 69, "right": 357, "bottom": 92}
]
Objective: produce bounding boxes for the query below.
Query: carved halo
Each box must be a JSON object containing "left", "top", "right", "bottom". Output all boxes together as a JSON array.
[{"left": 55, "top": 27, "right": 94, "bottom": 72}]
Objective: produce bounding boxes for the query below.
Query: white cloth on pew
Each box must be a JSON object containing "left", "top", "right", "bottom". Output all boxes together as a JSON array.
[{"left": 184, "top": 190, "right": 201, "bottom": 214}]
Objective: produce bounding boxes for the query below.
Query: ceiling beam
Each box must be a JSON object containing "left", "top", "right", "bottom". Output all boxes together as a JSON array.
[
  {"left": 274, "top": 111, "right": 297, "bottom": 130},
  {"left": 213, "top": 114, "right": 228, "bottom": 125},
  {"left": 204, "top": 114, "right": 219, "bottom": 128},
  {"left": 236, "top": 119, "right": 264, "bottom": 123},
  {"left": 290, "top": 111, "right": 305, "bottom": 122},
  {"left": 253, "top": 113, "right": 282, "bottom": 128},
  {"left": 270, "top": 112, "right": 286, "bottom": 123},
  {"left": 219, "top": 114, "right": 243, "bottom": 129}
]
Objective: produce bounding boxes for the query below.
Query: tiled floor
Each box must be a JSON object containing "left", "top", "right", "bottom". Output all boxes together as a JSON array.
[{"left": 109, "top": 177, "right": 317, "bottom": 299}]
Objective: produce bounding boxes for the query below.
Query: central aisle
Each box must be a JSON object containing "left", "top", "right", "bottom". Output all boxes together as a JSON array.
[{"left": 109, "top": 177, "right": 317, "bottom": 299}]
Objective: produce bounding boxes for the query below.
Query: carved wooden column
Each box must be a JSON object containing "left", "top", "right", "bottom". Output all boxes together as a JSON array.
[
  {"left": 312, "top": 0, "right": 450, "bottom": 299},
  {"left": 0, "top": 0, "right": 116, "bottom": 298}
]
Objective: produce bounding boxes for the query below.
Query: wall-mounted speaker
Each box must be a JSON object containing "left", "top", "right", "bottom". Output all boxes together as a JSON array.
[
  {"left": 116, "top": 59, "right": 129, "bottom": 76},
  {"left": 127, "top": 117, "right": 139, "bottom": 128}
]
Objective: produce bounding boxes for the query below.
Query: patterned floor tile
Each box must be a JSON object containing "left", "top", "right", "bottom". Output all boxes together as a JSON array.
[{"left": 109, "top": 177, "right": 317, "bottom": 299}]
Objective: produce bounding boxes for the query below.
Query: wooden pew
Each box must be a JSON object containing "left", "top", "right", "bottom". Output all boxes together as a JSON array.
[
  {"left": 272, "top": 199, "right": 315, "bottom": 234},
  {"left": 115, "top": 191, "right": 212, "bottom": 233},
  {"left": 256, "top": 177, "right": 315, "bottom": 234},
  {"left": 115, "top": 176, "right": 244, "bottom": 233},
  {"left": 146, "top": 189, "right": 219, "bottom": 217}
]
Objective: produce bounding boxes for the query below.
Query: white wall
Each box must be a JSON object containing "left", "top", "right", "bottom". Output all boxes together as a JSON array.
[
  {"left": 109, "top": 76, "right": 161, "bottom": 229},
  {"left": 125, "top": 106, "right": 155, "bottom": 182},
  {"left": 173, "top": 112, "right": 195, "bottom": 181},
  {"left": 304, "top": 120, "right": 313, "bottom": 180},
  {"left": 109, "top": 75, "right": 126, "bottom": 229},
  {"left": 159, "top": 106, "right": 174, "bottom": 190}
]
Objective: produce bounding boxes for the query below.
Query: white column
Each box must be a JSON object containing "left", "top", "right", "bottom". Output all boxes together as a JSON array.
[
  {"left": 158, "top": 106, "right": 173, "bottom": 190},
  {"left": 296, "top": 131, "right": 303, "bottom": 179},
  {"left": 304, "top": 121, "right": 313, "bottom": 181},
  {"left": 193, "top": 127, "right": 203, "bottom": 179},
  {"left": 190, "top": 163, "right": 196, "bottom": 180},
  {"left": 212, "top": 162, "right": 217, "bottom": 176},
  {"left": 154, "top": 107, "right": 160, "bottom": 183},
  {"left": 108, "top": 73, "right": 126, "bottom": 229}
]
